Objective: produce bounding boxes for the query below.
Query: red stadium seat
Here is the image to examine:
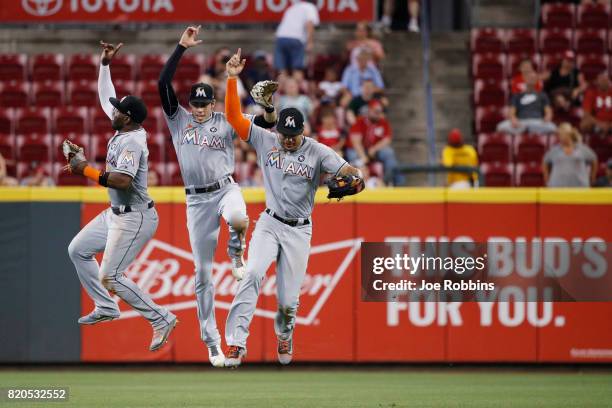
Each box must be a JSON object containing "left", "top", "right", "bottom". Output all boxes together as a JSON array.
[
  {"left": 477, "top": 133, "right": 512, "bottom": 163},
  {"left": 475, "top": 107, "right": 505, "bottom": 134},
  {"left": 470, "top": 28, "right": 505, "bottom": 54},
  {"left": 311, "top": 53, "right": 347, "bottom": 82},
  {"left": 147, "top": 162, "right": 166, "bottom": 186},
  {"left": 89, "top": 107, "right": 114, "bottom": 135},
  {"left": 54, "top": 162, "right": 89, "bottom": 186},
  {"left": 553, "top": 107, "right": 582, "bottom": 128},
  {"left": 474, "top": 79, "right": 508, "bottom": 108},
  {"left": 577, "top": 54, "right": 610, "bottom": 82},
  {"left": 539, "top": 29, "right": 573, "bottom": 55},
  {"left": 67, "top": 54, "right": 98, "bottom": 81},
  {"left": 0, "top": 133, "right": 15, "bottom": 161},
  {"left": 52, "top": 134, "right": 90, "bottom": 161},
  {"left": 174, "top": 54, "right": 205, "bottom": 83},
  {"left": 507, "top": 29, "right": 536, "bottom": 55},
  {"left": 30, "top": 54, "right": 64, "bottom": 82},
  {"left": 54, "top": 106, "right": 89, "bottom": 134},
  {"left": 541, "top": 3, "right": 575, "bottom": 29},
  {"left": 109, "top": 53, "right": 136, "bottom": 81},
  {"left": 165, "top": 139, "right": 178, "bottom": 163},
  {"left": 574, "top": 29, "right": 607, "bottom": 55},
  {"left": 481, "top": 162, "right": 513, "bottom": 187},
  {"left": 17, "top": 161, "right": 53, "bottom": 183},
  {"left": 541, "top": 53, "right": 566, "bottom": 72},
  {"left": 576, "top": 3, "right": 610, "bottom": 29},
  {"left": 67, "top": 80, "right": 97, "bottom": 107},
  {"left": 507, "top": 53, "right": 541, "bottom": 78},
  {"left": 147, "top": 133, "right": 165, "bottom": 163},
  {"left": 113, "top": 80, "right": 135, "bottom": 98},
  {"left": 0, "top": 108, "right": 13, "bottom": 134},
  {"left": 588, "top": 133, "right": 612, "bottom": 162},
  {"left": 472, "top": 53, "right": 506, "bottom": 81},
  {"left": 515, "top": 162, "right": 545, "bottom": 186},
  {"left": 136, "top": 80, "right": 161, "bottom": 109},
  {"left": 139, "top": 54, "right": 166, "bottom": 81},
  {"left": 175, "top": 81, "right": 193, "bottom": 107},
  {"left": 514, "top": 133, "right": 548, "bottom": 163},
  {"left": 16, "top": 133, "right": 52, "bottom": 162},
  {"left": 141, "top": 107, "right": 164, "bottom": 134},
  {"left": 14, "top": 107, "right": 51, "bottom": 135},
  {"left": 31, "top": 81, "right": 64, "bottom": 108},
  {"left": 0, "top": 54, "right": 27, "bottom": 82},
  {"left": 0, "top": 81, "right": 29, "bottom": 108},
  {"left": 91, "top": 133, "right": 113, "bottom": 162},
  {"left": 166, "top": 162, "right": 184, "bottom": 186}
]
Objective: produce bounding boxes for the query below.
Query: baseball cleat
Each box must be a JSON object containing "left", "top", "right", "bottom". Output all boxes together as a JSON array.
[
  {"left": 149, "top": 317, "right": 178, "bottom": 352},
  {"left": 277, "top": 338, "right": 293, "bottom": 365},
  {"left": 208, "top": 344, "right": 226, "bottom": 368},
  {"left": 78, "top": 310, "right": 120, "bottom": 325},
  {"left": 230, "top": 255, "right": 246, "bottom": 281},
  {"left": 224, "top": 345, "right": 246, "bottom": 367}
]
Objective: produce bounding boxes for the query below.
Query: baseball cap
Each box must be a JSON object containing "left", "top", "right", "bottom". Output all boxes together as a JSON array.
[
  {"left": 109, "top": 95, "right": 147, "bottom": 124},
  {"left": 448, "top": 128, "right": 463, "bottom": 146},
  {"left": 368, "top": 99, "right": 383, "bottom": 110},
  {"left": 277, "top": 108, "right": 304, "bottom": 137},
  {"left": 189, "top": 83, "right": 215, "bottom": 104},
  {"left": 563, "top": 50, "right": 575, "bottom": 60}
]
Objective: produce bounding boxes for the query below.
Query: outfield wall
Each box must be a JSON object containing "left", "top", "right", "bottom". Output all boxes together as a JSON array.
[{"left": 0, "top": 187, "right": 611, "bottom": 363}]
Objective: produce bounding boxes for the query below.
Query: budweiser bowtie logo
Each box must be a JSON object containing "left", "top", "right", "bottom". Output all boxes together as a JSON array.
[{"left": 116, "top": 238, "right": 362, "bottom": 325}]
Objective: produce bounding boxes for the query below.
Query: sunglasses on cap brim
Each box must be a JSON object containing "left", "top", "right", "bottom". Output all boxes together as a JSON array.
[{"left": 189, "top": 100, "right": 212, "bottom": 108}]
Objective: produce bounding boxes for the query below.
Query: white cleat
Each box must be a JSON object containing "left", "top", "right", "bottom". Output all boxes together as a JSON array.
[
  {"left": 231, "top": 255, "right": 246, "bottom": 281},
  {"left": 208, "top": 344, "right": 226, "bottom": 368},
  {"left": 277, "top": 338, "right": 293, "bottom": 365}
]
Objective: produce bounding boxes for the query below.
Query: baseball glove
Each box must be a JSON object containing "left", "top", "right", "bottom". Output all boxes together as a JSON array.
[
  {"left": 250, "top": 80, "right": 278, "bottom": 109},
  {"left": 61, "top": 139, "right": 87, "bottom": 172},
  {"left": 326, "top": 175, "right": 365, "bottom": 200}
]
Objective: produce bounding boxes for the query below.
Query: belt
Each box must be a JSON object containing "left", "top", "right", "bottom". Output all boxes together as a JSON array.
[
  {"left": 265, "top": 208, "right": 310, "bottom": 227},
  {"left": 112, "top": 201, "right": 155, "bottom": 215},
  {"left": 185, "top": 176, "right": 234, "bottom": 195}
]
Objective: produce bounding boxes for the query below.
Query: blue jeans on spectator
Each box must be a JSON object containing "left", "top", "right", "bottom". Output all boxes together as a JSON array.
[
  {"left": 275, "top": 37, "right": 305, "bottom": 72},
  {"left": 345, "top": 146, "right": 405, "bottom": 186}
]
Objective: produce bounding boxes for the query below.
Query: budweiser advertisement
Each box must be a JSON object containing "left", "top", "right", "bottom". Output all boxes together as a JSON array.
[
  {"left": 80, "top": 196, "right": 612, "bottom": 363},
  {"left": 2, "top": 0, "right": 374, "bottom": 23}
]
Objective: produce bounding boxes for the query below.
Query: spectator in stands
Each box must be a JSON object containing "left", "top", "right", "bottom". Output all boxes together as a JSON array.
[
  {"left": 0, "top": 153, "right": 17, "bottom": 186},
  {"left": 379, "top": 0, "right": 420, "bottom": 33},
  {"left": 274, "top": 0, "right": 319, "bottom": 77},
  {"left": 544, "top": 51, "right": 586, "bottom": 106},
  {"left": 341, "top": 48, "right": 385, "bottom": 98},
  {"left": 315, "top": 109, "right": 344, "bottom": 154},
  {"left": 580, "top": 71, "right": 612, "bottom": 135},
  {"left": 318, "top": 67, "right": 344, "bottom": 101},
  {"left": 594, "top": 158, "right": 612, "bottom": 187},
  {"left": 497, "top": 71, "right": 557, "bottom": 135},
  {"left": 147, "top": 169, "right": 160, "bottom": 187},
  {"left": 278, "top": 76, "right": 313, "bottom": 135},
  {"left": 244, "top": 50, "right": 274, "bottom": 91},
  {"left": 346, "top": 22, "right": 385, "bottom": 66},
  {"left": 347, "top": 99, "right": 404, "bottom": 185},
  {"left": 20, "top": 162, "right": 54, "bottom": 187},
  {"left": 543, "top": 122, "right": 598, "bottom": 187},
  {"left": 202, "top": 48, "right": 248, "bottom": 104},
  {"left": 346, "top": 79, "right": 388, "bottom": 126},
  {"left": 511, "top": 59, "right": 543, "bottom": 95},
  {"left": 441, "top": 129, "right": 479, "bottom": 189}
]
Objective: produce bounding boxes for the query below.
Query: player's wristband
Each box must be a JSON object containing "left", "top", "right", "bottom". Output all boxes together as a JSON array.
[
  {"left": 98, "top": 170, "right": 109, "bottom": 187},
  {"left": 264, "top": 106, "right": 275, "bottom": 113}
]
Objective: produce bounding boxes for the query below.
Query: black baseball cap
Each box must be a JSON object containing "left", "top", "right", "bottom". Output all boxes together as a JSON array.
[
  {"left": 109, "top": 95, "right": 147, "bottom": 124},
  {"left": 189, "top": 83, "right": 215, "bottom": 104},
  {"left": 277, "top": 108, "right": 304, "bottom": 136}
]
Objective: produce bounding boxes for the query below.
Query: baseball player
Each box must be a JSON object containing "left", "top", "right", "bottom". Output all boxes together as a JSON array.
[
  {"left": 222, "top": 49, "right": 365, "bottom": 366},
  {"left": 66, "top": 41, "right": 177, "bottom": 351},
  {"left": 158, "top": 26, "right": 278, "bottom": 367}
]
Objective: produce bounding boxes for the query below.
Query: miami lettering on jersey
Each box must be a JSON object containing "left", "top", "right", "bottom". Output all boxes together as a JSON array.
[
  {"left": 181, "top": 127, "right": 226, "bottom": 150},
  {"left": 266, "top": 148, "right": 314, "bottom": 180}
]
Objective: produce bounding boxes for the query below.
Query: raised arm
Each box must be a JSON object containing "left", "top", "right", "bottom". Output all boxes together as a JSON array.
[
  {"left": 159, "top": 26, "right": 202, "bottom": 117},
  {"left": 225, "top": 48, "right": 252, "bottom": 141},
  {"left": 98, "top": 41, "right": 122, "bottom": 119}
]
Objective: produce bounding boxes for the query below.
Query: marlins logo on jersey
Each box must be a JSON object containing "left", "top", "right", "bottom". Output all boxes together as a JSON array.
[{"left": 119, "top": 150, "right": 135, "bottom": 169}]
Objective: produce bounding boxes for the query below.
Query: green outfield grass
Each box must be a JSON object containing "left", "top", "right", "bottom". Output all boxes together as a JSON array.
[{"left": 0, "top": 368, "right": 611, "bottom": 408}]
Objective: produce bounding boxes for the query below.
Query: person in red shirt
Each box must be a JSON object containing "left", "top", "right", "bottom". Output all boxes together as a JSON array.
[
  {"left": 346, "top": 99, "right": 404, "bottom": 185},
  {"left": 314, "top": 110, "right": 344, "bottom": 154},
  {"left": 581, "top": 71, "right": 612, "bottom": 134},
  {"left": 511, "top": 59, "right": 543, "bottom": 95}
]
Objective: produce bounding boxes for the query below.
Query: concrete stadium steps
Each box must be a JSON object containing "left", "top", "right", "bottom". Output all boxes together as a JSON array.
[{"left": 471, "top": 0, "right": 536, "bottom": 27}]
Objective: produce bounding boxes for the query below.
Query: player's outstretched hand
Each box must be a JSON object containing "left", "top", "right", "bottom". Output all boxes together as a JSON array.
[
  {"left": 100, "top": 41, "right": 123, "bottom": 66},
  {"left": 179, "top": 25, "right": 202, "bottom": 48},
  {"left": 226, "top": 48, "right": 246, "bottom": 78}
]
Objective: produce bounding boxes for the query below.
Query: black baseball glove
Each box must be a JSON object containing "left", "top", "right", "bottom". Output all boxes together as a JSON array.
[{"left": 326, "top": 175, "right": 365, "bottom": 200}]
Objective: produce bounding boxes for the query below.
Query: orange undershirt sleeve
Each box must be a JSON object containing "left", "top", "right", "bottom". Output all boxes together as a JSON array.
[{"left": 225, "top": 77, "right": 252, "bottom": 141}]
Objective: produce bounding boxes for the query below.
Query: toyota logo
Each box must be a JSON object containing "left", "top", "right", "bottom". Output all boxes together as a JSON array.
[
  {"left": 22, "top": 0, "right": 62, "bottom": 17},
  {"left": 207, "top": 0, "right": 248, "bottom": 16}
]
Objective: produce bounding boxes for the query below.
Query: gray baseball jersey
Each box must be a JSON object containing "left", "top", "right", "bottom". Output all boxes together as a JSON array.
[
  {"left": 165, "top": 108, "right": 253, "bottom": 187},
  {"left": 105, "top": 129, "right": 152, "bottom": 207},
  {"left": 248, "top": 124, "right": 347, "bottom": 219}
]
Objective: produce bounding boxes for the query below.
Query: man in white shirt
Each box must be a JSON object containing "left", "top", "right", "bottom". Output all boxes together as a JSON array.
[{"left": 274, "top": 0, "right": 319, "bottom": 76}]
